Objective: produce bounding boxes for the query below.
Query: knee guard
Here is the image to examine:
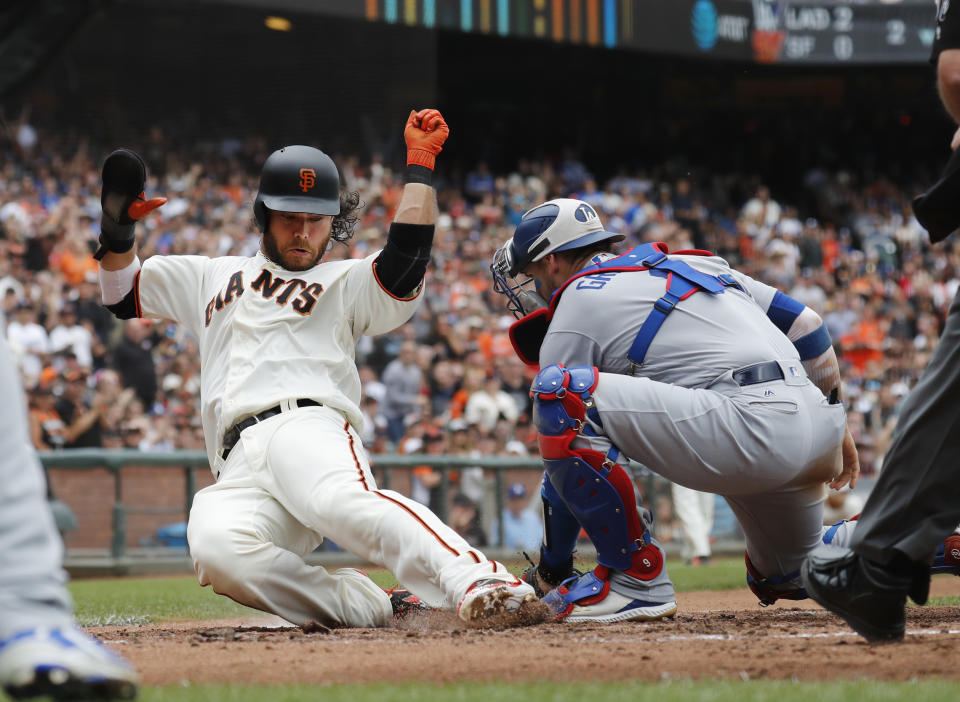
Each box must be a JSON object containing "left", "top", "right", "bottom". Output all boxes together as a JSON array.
[
  {"left": 744, "top": 552, "right": 807, "bottom": 606},
  {"left": 531, "top": 363, "right": 663, "bottom": 580}
]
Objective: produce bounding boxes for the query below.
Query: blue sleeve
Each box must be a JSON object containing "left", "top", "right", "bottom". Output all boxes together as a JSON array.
[
  {"left": 766, "top": 291, "right": 805, "bottom": 334},
  {"left": 793, "top": 324, "right": 833, "bottom": 360}
]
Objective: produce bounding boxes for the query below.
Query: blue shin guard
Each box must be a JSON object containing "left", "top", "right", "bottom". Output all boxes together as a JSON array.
[{"left": 531, "top": 363, "right": 663, "bottom": 580}]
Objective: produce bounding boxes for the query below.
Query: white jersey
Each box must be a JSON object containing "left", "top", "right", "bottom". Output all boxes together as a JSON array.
[{"left": 134, "top": 250, "right": 420, "bottom": 465}]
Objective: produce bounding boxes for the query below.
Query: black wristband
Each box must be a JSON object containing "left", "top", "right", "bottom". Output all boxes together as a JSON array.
[
  {"left": 404, "top": 164, "right": 432, "bottom": 185},
  {"left": 93, "top": 220, "right": 135, "bottom": 261}
]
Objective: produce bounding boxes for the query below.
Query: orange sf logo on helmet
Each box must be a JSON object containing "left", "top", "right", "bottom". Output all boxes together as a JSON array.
[{"left": 298, "top": 168, "right": 316, "bottom": 192}]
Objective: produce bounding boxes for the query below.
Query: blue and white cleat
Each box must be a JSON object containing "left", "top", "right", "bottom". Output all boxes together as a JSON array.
[
  {"left": 0, "top": 627, "right": 138, "bottom": 700},
  {"left": 543, "top": 571, "right": 678, "bottom": 623}
]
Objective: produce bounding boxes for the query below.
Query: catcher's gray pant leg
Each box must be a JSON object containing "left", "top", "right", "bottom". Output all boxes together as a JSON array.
[
  {"left": 590, "top": 370, "right": 845, "bottom": 580},
  {"left": 725, "top": 484, "right": 826, "bottom": 581},
  {"left": 852, "top": 287, "right": 960, "bottom": 565},
  {"left": 0, "top": 336, "right": 73, "bottom": 639}
]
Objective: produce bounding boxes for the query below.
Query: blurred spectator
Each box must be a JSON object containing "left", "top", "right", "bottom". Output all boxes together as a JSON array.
[
  {"left": 112, "top": 319, "right": 158, "bottom": 410},
  {"left": 359, "top": 395, "right": 387, "bottom": 446},
  {"left": 446, "top": 418, "right": 485, "bottom": 508},
  {"left": 464, "top": 162, "right": 495, "bottom": 201},
  {"left": 6, "top": 302, "right": 49, "bottom": 382},
  {"left": 381, "top": 340, "right": 423, "bottom": 443},
  {"left": 670, "top": 484, "right": 715, "bottom": 567},
  {"left": 358, "top": 365, "right": 386, "bottom": 404},
  {"left": 449, "top": 492, "right": 486, "bottom": 548},
  {"left": 48, "top": 302, "right": 94, "bottom": 369},
  {"left": 463, "top": 374, "right": 519, "bottom": 433},
  {"left": 740, "top": 185, "right": 781, "bottom": 238},
  {"left": 496, "top": 356, "right": 533, "bottom": 420},
  {"left": 0, "top": 129, "right": 955, "bottom": 477},
  {"left": 54, "top": 370, "right": 104, "bottom": 448},
  {"left": 822, "top": 485, "right": 866, "bottom": 526},
  {"left": 427, "top": 358, "right": 461, "bottom": 417},
  {"left": 489, "top": 482, "right": 541, "bottom": 552},
  {"left": 653, "top": 493, "right": 680, "bottom": 544},
  {"left": 409, "top": 427, "right": 446, "bottom": 516},
  {"left": 27, "top": 386, "right": 66, "bottom": 450},
  {"left": 139, "top": 414, "right": 176, "bottom": 452}
]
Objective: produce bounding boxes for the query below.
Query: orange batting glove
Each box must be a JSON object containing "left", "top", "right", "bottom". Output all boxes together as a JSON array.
[{"left": 404, "top": 108, "right": 449, "bottom": 171}]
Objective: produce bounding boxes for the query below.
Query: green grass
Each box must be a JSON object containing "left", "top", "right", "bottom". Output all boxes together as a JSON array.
[
  {"left": 68, "top": 557, "right": 952, "bottom": 625},
  {"left": 69, "top": 577, "right": 254, "bottom": 626},
  {"left": 69, "top": 570, "right": 410, "bottom": 626},
  {"left": 69, "top": 558, "right": 747, "bottom": 625},
  {"left": 129, "top": 680, "right": 960, "bottom": 702},
  {"left": 663, "top": 556, "right": 746, "bottom": 591}
]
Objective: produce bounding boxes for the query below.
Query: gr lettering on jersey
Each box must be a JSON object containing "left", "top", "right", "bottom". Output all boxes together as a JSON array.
[
  {"left": 203, "top": 269, "right": 324, "bottom": 327},
  {"left": 575, "top": 272, "right": 617, "bottom": 290}
]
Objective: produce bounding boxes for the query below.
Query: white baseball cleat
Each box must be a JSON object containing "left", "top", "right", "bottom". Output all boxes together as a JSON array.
[
  {"left": 457, "top": 578, "right": 537, "bottom": 622},
  {"left": 559, "top": 590, "right": 678, "bottom": 623},
  {"left": 0, "top": 627, "right": 138, "bottom": 700},
  {"left": 542, "top": 571, "right": 678, "bottom": 623}
]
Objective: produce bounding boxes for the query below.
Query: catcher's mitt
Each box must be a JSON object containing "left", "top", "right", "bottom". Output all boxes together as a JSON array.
[{"left": 521, "top": 552, "right": 580, "bottom": 597}]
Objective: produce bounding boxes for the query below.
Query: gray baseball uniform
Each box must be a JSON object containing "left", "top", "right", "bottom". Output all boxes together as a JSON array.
[
  {"left": 541, "top": 251, "right": 852, "bottom": 584},
  {"left": 0, "top": 334, "right": 73, "bottom": 640}
]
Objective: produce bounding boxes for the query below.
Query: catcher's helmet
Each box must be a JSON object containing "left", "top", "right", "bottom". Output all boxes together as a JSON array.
[
  {"left": 503, "top": 198, "right": 624, "bottom": 277},
  {"left": 253, "top": 145, "right": 341, "bottom": 233},
  {"left": 490, "top": 199, "right": 624, "bottom": 318}
]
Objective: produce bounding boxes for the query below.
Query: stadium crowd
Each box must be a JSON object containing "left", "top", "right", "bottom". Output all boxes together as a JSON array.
[{"left": 2, "top": 120, "right": 957, "bottom": 538}]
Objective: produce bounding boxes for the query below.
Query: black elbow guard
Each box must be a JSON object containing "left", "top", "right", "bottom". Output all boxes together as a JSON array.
[
  {"left": 105, "top": 288, "right": 138, "bottom": 319},
  {"left": 374, "top": 222, "right": 434, "bottom": 298}
]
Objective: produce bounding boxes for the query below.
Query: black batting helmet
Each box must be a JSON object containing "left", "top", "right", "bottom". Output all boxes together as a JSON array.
[{"left": 253, "top": 145, "right": 341, "bottom": 233}]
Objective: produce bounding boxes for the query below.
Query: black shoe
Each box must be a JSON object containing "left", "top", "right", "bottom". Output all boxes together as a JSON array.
[
  {"left": 386, "top": 588, "right": 427, "bottom": 619},
  {"left": 801, "top": 548, "right": 920, "bottom": 643}
]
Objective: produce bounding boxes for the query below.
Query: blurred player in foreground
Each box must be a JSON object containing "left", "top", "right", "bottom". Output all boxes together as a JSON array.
[
  {"left": 0, "top": 334, "right": 139, "bottom": 700},
  {"left": 93, "top": 109, "right": 535, "bottom": 628}
]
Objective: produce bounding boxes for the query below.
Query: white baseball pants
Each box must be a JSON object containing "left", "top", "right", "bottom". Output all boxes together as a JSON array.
[{"left": 187, "top": 404, "right": 513, "bottom": 628}]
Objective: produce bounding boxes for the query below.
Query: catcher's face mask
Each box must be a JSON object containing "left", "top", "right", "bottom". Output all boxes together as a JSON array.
[{"left": 490, "top": 239, "right": 548, "bottom": 320}]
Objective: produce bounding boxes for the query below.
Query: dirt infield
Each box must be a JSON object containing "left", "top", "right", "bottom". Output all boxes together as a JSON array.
[{"left": 93, "top": 579, "right": 960, "bottom": 686}]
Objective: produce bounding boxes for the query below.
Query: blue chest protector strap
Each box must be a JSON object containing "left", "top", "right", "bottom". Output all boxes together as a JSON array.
[
  {"left": 574, "top": 244, "right": 743, "bottom": 367},
  {"left": 627, "top": 249, "right": 738, "bottom": 366}
]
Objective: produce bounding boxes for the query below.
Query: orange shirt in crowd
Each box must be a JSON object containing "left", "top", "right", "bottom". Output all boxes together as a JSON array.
[
  {"left": 821, "top": 237, "right": 839, "bottom": 274},
  {"left": 839, "top": 317, "right": 884, "bottom": 373},
  {"left": 49, "top": 249, "right": 98, "bottom": 286}
]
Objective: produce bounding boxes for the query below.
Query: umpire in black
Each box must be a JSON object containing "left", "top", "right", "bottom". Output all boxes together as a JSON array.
[{"left": 801, "top": 0, "right": 960, "bottom": 642}]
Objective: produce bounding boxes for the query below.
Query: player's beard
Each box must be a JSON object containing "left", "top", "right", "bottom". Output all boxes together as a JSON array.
[{"left": 261, "top": 230, "right": 324, "bottom": 271}]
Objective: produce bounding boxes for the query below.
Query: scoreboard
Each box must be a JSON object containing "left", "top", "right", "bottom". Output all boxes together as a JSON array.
[
  {"left": 699, "top": 1, "right": 938, "bottom": 64},
  {"left": 208, "top": 0, "right": 939, "bottom": 65}
]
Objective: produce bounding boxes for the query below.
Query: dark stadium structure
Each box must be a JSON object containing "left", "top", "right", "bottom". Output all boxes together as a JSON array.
[{"left": 1, "top": 0, "right": 953, "bottom": 202}]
